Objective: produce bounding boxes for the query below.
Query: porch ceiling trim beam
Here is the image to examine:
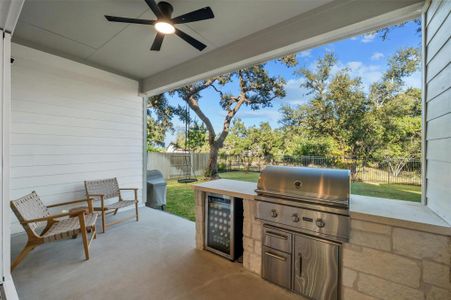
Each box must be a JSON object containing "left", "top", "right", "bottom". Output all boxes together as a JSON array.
[{"left": 141, "top": 0, "right": 424, "bottom": 96}]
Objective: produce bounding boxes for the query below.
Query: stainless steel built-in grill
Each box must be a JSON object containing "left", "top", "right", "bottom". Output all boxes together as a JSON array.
[{"left": 255, "top": 166, "right": 350, "bottom": 300}]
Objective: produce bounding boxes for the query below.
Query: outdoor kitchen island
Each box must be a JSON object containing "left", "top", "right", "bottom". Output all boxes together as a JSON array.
[{"left": 193, "top": 178, "right": 451, "bottom": 300}]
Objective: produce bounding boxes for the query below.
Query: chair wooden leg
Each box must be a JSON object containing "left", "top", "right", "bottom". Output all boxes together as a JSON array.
[
  {"left": 11, "top": 242, "right": 36, "bottom": 271},
  {"left": 79, "top": 215, "right": 90, "bottom": 260},
  {"left": 134, "top": 189, "right": 139, "bottom": 222},
  {"left": 101, "top": 210, "right": 106, "bottom": 233},
  {"left": 135, "top": 201, "right": 139, "bottom": 222},
  {"left": 100, "top": 195, "right": 106, "bottom": 233}
]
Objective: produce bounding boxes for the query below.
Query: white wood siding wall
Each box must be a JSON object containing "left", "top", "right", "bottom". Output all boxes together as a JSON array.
[
  {"left": 10, "top": 44, "right": 143, "bottom": 233},
  {"left": 425, "top": 0, "right": 451, "bottom": 223}
]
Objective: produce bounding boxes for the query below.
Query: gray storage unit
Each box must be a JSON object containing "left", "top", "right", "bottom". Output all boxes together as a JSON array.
[{"left": 146, "top": 170, "right": 167, "bottom": 210}]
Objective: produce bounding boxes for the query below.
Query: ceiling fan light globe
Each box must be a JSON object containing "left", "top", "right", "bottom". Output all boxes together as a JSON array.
[{"left": 155, "top": 21, "right": 175, "bottom": 34}]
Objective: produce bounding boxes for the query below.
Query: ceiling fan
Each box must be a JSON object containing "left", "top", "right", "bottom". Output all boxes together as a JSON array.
[{"left": 104, "top": 0, "right": 214, "bottom": 51}]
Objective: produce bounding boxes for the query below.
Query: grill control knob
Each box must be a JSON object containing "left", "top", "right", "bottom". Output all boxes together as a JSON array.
[
  {"left": 294, "top": 180, "right": 302, "bottom": 189},
  {"left": 316, "top": 218, "right": 326, "bottom": 228},
  {"left": 292, "top": 213, "right": 300, "bottom": 223},
  {"left": 270, "top": 209, "right": 278, "bottom": 218}
]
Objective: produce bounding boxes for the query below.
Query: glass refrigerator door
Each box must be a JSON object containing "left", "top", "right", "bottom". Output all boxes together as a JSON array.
[{"left": 206, "top": 195, "right": 232, "bottom": 256}]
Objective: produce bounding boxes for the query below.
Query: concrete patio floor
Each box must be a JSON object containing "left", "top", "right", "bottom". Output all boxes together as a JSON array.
[{"left": 11, "top": 207, "right": 301, "bottom": 300}]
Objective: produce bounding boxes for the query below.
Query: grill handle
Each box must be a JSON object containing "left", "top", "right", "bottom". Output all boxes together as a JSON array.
[
  {"left": 299, "top": 253, "right": 303, "bottom": 276},
  {"left": 265, "top": 231, "right": 288, "bottom": 240},
  {"left": 265, "top": 251, "right": 287, "bottom": 262}
]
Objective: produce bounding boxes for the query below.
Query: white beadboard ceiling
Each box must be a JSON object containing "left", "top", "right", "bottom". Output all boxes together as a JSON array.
[{"left": 12, "top": 0, "right": 332, "bottom": 79}]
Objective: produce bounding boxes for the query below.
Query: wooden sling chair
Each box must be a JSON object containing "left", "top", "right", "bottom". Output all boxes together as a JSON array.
[
  {"left": 84, "top": 178, "right": 139, "bottom": 233},
  {"left": 10, "top": 191, "right": 98, "bottom": 271}
]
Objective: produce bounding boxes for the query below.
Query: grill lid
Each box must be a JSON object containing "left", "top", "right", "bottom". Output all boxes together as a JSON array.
[{"left": 256, "top": 166, "right": 350, "bottom": 206}]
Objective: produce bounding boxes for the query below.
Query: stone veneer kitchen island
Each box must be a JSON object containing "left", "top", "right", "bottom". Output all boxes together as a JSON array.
[{"left": 193, "top": 179, "right": 451, "bottom": 300}]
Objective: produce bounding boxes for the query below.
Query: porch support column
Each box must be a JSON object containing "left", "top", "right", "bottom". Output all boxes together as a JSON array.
[
  {"left": 0, "top": 30, "right": 18, "bottom": 300},
  {"left": 1, "top": 0, "right": 25, "bottom": 299}
]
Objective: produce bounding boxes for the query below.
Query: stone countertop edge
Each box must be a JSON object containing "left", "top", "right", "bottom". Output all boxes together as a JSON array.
[{"left": 193, "top": 179, "right": 451, "bottom": 236}]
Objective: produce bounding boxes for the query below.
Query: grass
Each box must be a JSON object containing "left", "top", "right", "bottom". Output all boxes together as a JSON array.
[
  {"left": 165, "top": 171, "right": 421, "bottom": 221},
  {"left": 166, "top": 179, "right": 198, "bottom": 221},
  {"left": 351, "top": 182, "right": 421, "bottom": 202}
]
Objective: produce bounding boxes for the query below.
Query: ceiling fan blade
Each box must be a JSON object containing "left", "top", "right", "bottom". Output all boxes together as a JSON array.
[
  {"left": 171, "top": 7, "right": 214, "bottom": 24},
  {"left": 145, "top": 0, "right": 163, "bottom": 18},
  {"left": 151, "top": 33, "right": 165, "bottom": 51},
  {"left": 174, "top": 28, "right": 206, "bottom": 51},
  {"left": 105, "top": 15, "right": 155, "bottom": 25}
]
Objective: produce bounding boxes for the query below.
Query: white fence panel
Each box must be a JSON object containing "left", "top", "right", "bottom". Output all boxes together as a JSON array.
[{"left": 147, "top": 152, "right": 209, "bottom": 179}]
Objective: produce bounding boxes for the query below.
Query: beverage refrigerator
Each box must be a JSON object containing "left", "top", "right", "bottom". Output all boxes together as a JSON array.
[{"left": 204, "top": 193, "right": 243, "bottom": 261}]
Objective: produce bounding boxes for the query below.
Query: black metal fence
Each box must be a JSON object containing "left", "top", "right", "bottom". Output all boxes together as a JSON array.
[{"left": 218, "top": 155, "right": 421, "bottom": 185}]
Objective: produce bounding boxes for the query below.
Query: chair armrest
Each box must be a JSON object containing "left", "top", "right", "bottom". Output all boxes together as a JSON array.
[
  {"left": 119, "top": 188, "right": 139, "bottom": 201},
  {"left": 46, "top": 198, "right": 93, "bottom": 208},
  {"left": 86, "top": 194, "right": 105, "bottom": 198},
  {"left": 20, "top": 209, "right": 85, "bottom": 224}
]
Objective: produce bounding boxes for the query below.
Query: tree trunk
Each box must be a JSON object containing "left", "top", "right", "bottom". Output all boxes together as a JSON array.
[{"left": 205, "top": 143, "right": 220, "bottom": 179}]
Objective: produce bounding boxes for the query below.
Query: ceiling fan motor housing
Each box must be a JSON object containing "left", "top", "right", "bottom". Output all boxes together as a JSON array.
[
  {"left": 157, "top": 1, "right": 174, "bottom": 19},
  {"left": 104, "top": 0, "right": 214, "bottom": 51}
]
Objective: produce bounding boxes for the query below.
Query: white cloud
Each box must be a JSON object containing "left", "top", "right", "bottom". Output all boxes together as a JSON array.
[
  {"left": 279, "top": 78, "right": 310, "bottom": 105},
  {"left": 236, "top": 109, "right": 281, "bottom": 122},
  {"left": 350, "top": 36, "right": 358, "bottom": 41},
  {"left": 345, "top": 61, "right": 383, "bottom": 88},
  {"left": 299, "top": 50, "right": 312, "bottom": 57},
  {"left": 371, "top": 52, "right": 384, "bottom": 61},
  {"left": 361, "top": 33, "right": 376, "bottom": 43},
  {"left": 347, "top": 61, "right": 363, "bottom": 71}
]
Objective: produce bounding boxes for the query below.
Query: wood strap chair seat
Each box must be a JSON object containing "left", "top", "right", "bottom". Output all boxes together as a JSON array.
[
  {"left": 97, "top": 200, "right": 136, "bottom": 211},
  {"left": 10, "top": 191, "right": 97, "bottom": 271},
  {"left": 84, "top": 177, "right": 139, "bottom": 233},
  {"left": 41, "top": 213, "right": 98, "bottom": 242}
]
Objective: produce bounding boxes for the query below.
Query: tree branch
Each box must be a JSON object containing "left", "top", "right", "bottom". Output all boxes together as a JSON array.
[
  {"left": 187, "top": 79, "right": 217, "bottom": 98},
  {"left": 214, "top": 72, "right": 250, "bottom": 146},
  {"left": 217, "top": 96, "right": 247, "bottom": 146},
  {"left": 186, "top": 96, "right": 216, "bottom": 144},
  {"left": 210, "top": 84, "right": 224, "bottom": 98}
]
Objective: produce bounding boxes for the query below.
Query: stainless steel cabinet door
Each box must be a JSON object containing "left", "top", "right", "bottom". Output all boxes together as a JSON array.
[
  {"left": 293, "top": 234, "right": 339, "bottom": 300},
  {"left": 262, "top": 246, "right": 292, "bottom": 290}
]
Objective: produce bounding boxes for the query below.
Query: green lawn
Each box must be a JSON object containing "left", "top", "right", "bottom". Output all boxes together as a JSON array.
[
  {"left": 165, "top": 179, "right": 198, "bottom": 221},
  {"left": 165, "top": 171, "right": 421, "bottom": 221},
  {"left": 351, "top": 182, "right": 421, "bottom": 202}
]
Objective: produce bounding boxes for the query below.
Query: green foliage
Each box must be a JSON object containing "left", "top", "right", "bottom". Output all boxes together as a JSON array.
[
  {"left": 147, "top": 42, "right": 422, "bottom": 180},
  {"left": 369, "top": 48, "right": 421, "bottom": 107},
  {"left": 174, "top": 121, "right": 209, "bottom": 152},
  {"left": 222, "top": 120, "right": 285, "bottom": 169},
  {"left": 278, "top": 47, "right": 421, "bottom": 171},
  {"left": 187, "top": 121, "right": 208, "bottom": 152},
  {"left": 169, "top": 58, "right": 295, "bottom": 178},
  {"left": 291, "top": 136, "right": 343, "bottom": 157},
  {"left": 369, "top": 49, "right": 422, "bottom": 174},
  {"left": 146, "top": 94, "right": 174, "bottom": 151}
]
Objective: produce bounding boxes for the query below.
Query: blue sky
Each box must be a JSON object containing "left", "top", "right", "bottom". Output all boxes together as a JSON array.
[{"left": 164, "top": 20, "right": 421, "bottom": 145}]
